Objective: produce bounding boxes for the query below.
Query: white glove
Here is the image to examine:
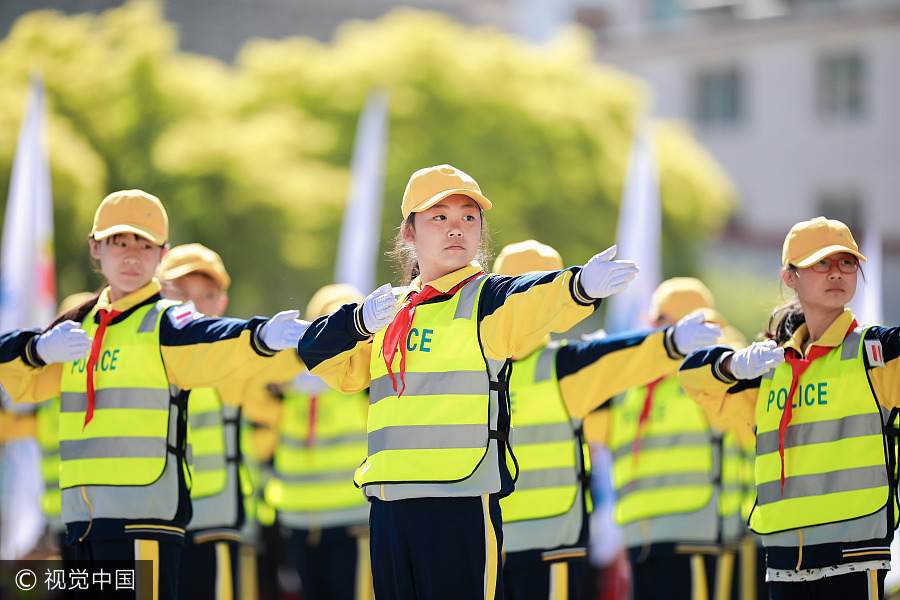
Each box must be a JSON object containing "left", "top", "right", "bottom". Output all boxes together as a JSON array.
[
  {"left": 35, "top": 321, "right": 91, "bottom": 364},
  {"left": 361, "top": 283, "right": 398, "bottom": 334},
  {"left": 260, "top": 310, "right": 310, "bottom": 351},
  {"left": 580, "top": 246, "right": 639, "bottom": 299},
  {"left": 728, "top": 340, "right": 785, "bottom": 380},
  {"left": 672, "top": 312, "right": 723, "bottom": 356}
]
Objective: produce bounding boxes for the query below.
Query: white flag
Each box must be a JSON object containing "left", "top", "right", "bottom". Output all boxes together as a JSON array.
[
  {"left": 0, "top": 75, "right": 56, "bottom": 560},
  {"left": 334, "top": 90, "right": 389, "bottom": 294},
  {"left": 603, "top": 121, "right": 661, "bottom": 334},
  {"left": 849, "top": 215, "right": 883, "bottom": 327}
]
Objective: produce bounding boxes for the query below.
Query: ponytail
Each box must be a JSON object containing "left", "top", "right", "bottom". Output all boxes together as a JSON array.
[{"left": 764, "top": 265, "right": 805, "bottom": 344}]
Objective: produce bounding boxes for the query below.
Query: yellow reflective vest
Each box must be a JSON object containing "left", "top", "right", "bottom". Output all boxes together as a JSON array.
[
  {"left": 751, "top": 326, "right": 894, "bottom": 534},
  {"left": 610, "top": 376, "right": 715, "bottom": 525},
  {"left": 35, "top": 398, "right": 61, "bottom": 521},
  {"left": 355, "top": 274, "right": 512, "bottom": 491},
  {"left": 266, "top": 385, "right": 368, "bottom": 528},
  {"left": 502, "top": 344, "right": 584, "bottom": 523},
  {"left": 58, "top": 300, "right": 184, "bottom": 522}
]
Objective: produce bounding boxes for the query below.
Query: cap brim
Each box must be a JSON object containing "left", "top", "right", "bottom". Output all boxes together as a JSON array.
[
  {"left": 405, "top": 189, "right": 492, "bottom": 219},
  {"left": 160, "top": 262, "right": 229, "bottom": 290},
  {"left": 93, "top": 224, "right": 166, "bottom": 246},
  {"left": 792, "top": 245, "right": 867, "bottom": 268}
]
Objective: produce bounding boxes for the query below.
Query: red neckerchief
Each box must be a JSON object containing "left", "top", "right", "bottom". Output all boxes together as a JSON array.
[
  {"left": 381, "top": 272, "right": 483, "bottom": 397},
  {"left": 305, "top": 394, "right": 317, "bottom": 447},
  {"left": 778, "top": 319, "right": 857, "bottom": 498},
  {"left": 631, "top": 376, "right": 664, "bottom": 465},
  {"left": 84, "top": 308, "right": 122, "bottom": 429}
]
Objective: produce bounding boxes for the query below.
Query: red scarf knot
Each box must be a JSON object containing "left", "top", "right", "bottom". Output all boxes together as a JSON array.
[{"left": 381, "top": 273, "right": 482, "bottom": 397}]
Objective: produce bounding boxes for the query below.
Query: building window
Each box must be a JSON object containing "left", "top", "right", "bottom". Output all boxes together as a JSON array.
[
  {"left": 694, "top": 66, "right": 742, "bottom": 125},
  {"left": 817, "top": 51, "right": 866, "bottom": 119}
]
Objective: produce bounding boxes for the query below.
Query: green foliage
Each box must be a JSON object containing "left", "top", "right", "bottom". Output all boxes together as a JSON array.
[{"left": 0, "top": 0, "right": 736, "bottom": 319}]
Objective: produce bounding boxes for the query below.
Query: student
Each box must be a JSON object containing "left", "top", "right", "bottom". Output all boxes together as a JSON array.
[
  {"left": 678, "top": 216, "right": 900, "bottom": 600},
  {"left": 598, "top": 277, "right": 748, "bottom": 600},
  {"left": 0, "top": 190, "right": 308, "bottom": 599},
  {"left": 297, "top": 164, "right": 640, "bottom": 600},
  {"left": 491, "top": 242, "right": 723, "bottom": 600},
  {"left": 159, "top": 242, "right": 304, "bottom": 600},
  {"left": 266, "top": 283, "right": 374, "bottom": 600}
]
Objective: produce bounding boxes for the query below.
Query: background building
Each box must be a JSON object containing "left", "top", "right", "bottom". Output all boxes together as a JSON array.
[{"left": 2, "top": 0, "right": 896, "bottom": 324}]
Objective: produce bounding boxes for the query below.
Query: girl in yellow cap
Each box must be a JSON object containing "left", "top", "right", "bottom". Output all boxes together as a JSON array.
[
  {"left": 679, "top": 217, "right": 900, "bottom": 600},
  {"left": 298, "top": 165, "right": 639, "bottom": 600},
  {"left": 0, "top": 190, "right": 307, "bottom": 600}
]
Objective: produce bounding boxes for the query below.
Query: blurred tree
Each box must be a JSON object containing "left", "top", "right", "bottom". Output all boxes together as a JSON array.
[{"left": 0, "top": 0, "right": 735, "bottom": 320}]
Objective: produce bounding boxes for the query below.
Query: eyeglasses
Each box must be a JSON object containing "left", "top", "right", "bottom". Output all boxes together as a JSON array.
[{"left": 808, "top": 257, "right": 859, "bottom": 274}]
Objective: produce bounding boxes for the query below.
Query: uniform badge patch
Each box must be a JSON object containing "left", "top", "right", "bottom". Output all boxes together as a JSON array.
[
  {"left": 167, "top": 301, "right": 200, "bottom": 330},
  {"left": 865, "top": 339, "right": 885, "bottom": 367}
]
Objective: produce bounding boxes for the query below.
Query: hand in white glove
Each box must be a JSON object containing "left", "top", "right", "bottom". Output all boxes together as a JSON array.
[
  {"left": 580, "top": 246, "right": 639, "bottom": 299},
  {"left": 260, "top": 310, "right": 310, "bottom": 351},
  {"left": 35, "top": 321, "right": 91, "bottom": 364},
  {"left": 361, "top": 283, "right": 398, "bottom": 334},
  {"left": 728, "top": 340, "right": 785, "bottom": 380},
  {"left": 672, "top": 312, "right": 723, "bottom": 356}
]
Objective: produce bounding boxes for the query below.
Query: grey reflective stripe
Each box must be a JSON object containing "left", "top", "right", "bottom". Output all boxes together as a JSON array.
[
  {"left": 137, "top": 303, "right": 163, "bottom": 333},
  {"left": 60, "top": 437, "right": 167, "bottom": 460},
  {"left": 757, "top": 414, "right": 882, "bottom": 455},
  {"left": 534, "top": 346, "right": 557, "bottom": 384},
  {"left": 510, "top": 422, "right": 573, "bottom": 445},
  {"left": 617, "top": 472, "right": 711, "bottom": 499},
  {"left": 514, "top": 467, "right": 578, "bottom": 490},
  {"left": 621, "top": 496, "right": 719, "bottom": 547},
  {"left": 761, "top": 367, "right": 776, "bottom": 381},
  {"left": 189, "top": 411, "right": 223, "bottom": 430},
  {"left": 453, "top": 274, "right": 486, "bottom": 320},
  {"left": 486, "top": 357, "right": 506, "bottom": 381},
  {"left": 763, "top": 505, "right": 889, "bottom": 546},
  {"left": 370, "top": 370, "right": 488, "bottom": 404},
  {"left": 279, "top": 433, "right": 367, "bottom": 449},
  {"left": 192, "top": 454, "right": 226, "bottom": 472},
  {"left": 757, "top": 464, "right": 888, "bottom": 505},
  {"left": 611, "top": 432, "right": 711, "bottom": 460},
  {"left": 367, "top": 424, "right": 488, "bottom": 453},
  {"left": 841, "top": 327, "right": 865, "bottom": 361},
  {"left": 60, "top": 389, "right": 168, "bottom": 413},
  {"left": 277, "top": 469, "right": 357, "bottom": 484}
]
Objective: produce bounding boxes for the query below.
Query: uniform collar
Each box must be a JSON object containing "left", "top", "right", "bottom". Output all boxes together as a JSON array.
[
  {"left": 96, "top": 279, "right": 162, "bottom": 313},
  {"left": 407, "top": 261, "right": 483, "bottom": 296},
  {"left": 783, "top": 308, "right": 855, "bottom": 356}
]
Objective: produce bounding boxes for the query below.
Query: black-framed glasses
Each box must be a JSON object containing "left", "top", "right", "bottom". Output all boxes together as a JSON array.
[{"left": 809, "top": 257, "right": 859, "bottom": 274}]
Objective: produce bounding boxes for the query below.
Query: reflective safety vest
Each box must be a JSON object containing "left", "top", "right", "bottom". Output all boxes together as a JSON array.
[
  {"left": 266, "top": 386, "right": 368, "bottom": 528},
  {"left": 502, "top": 345, "right": 585, "bottom": 523},
  {"left": 186, "top": 388, "right": 243, "bottom": 532},
  {"left": 610, "top": 375, "right": 715, "bottom": 525},
  {"left": 750, "top": 327, "right": 894, "bottom": 534},
  {"left": 719, "top": 431, "right": 746, "bottom": 544},
  {"left": 59, "top": 300, "right": 184, "bottom": 523},
  {"left": 35, "top": 398, "right": 61, "bottom": 521},
  {"left": 355, "top": 274, "right": 512, "bottom": 489}
]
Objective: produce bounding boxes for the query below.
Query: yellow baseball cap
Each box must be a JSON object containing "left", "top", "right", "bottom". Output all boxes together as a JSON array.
[
  {"left": 159, "top": 243, "right": 231, "bottom": 291},
  {"left": 58, "top": 292, "right": 94, "bottom": 315},
  {"left": 305, "top": 283, "right": 365, "bottom": 321},
  {"left": 493, "top": 240, "right": 563, "bottom": 276},
  {"left": 91, "top": 190, "right": 168, "bottom": 246},
  {"left": 782, "top": 216, "right": 866, "bottom": 268},
  {"left": 649, "top": 277, "right": 715, "bottom": 322},
  {"left": 401, "top": 165, "right": 492, "bottom": 220}
]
